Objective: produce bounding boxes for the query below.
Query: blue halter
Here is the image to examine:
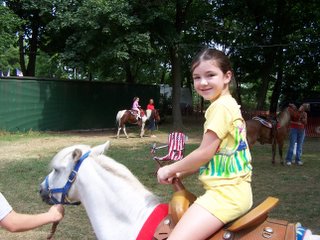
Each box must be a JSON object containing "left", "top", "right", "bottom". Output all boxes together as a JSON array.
[{"left": 44, "top": 150, "right": 91, "bottom": 205}]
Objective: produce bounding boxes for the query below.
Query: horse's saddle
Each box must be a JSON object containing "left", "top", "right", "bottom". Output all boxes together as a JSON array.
[
  {"left": 130, "top": 110, "right": 139, "bottom": 116},
  {"left": 154, "top": 192, "right": 296, "bottom": 240},
  {"left": 130, "top": 109, "right": 145, "bottom": 118},
  {"left": 252, "top": 116, "right": 273, "bottom": 129}
]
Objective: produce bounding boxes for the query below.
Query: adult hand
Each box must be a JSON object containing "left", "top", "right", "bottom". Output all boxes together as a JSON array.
[{"left": 48, "top": 204, "right": 65, "bottom": 223}]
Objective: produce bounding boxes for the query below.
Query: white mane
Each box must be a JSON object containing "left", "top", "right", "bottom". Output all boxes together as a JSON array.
[{"left": 93, "top": 154, "right": 158, "bottom": 201}]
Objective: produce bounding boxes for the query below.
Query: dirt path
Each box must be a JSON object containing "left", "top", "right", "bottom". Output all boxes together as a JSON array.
[{"left": 0, "top": 128, "right": 201, "bottom": 165}]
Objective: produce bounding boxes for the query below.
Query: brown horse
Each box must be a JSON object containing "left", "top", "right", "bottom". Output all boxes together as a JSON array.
[
  {"left": 116, "top": 108, "right": 160, "bottom": 138},
  {"left": 246, "top": 108, "right": 292, "bottom": 164}
]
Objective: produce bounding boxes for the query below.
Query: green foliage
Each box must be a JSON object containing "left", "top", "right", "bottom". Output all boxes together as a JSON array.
[
  {"left": 42, "top": 0, "right": 155, "bottom": 82},
  {"left": 0, "top": 46, "right": 20, "bottom": 74},
  {"left": 35, "top": 51, "right": 70, "bottom": 78},
  {"left": 1, "top": 0, "right": 319, "bottom": 110},
  {"left": 0, "top": 5, "right": 22, "bottom": 51},
  {"left": 0, "top": 5, "right": 23, "bottom": 73}
]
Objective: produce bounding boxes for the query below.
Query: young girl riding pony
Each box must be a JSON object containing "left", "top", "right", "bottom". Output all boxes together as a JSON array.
[
  {"left": 132, "top": 97, "right": 142, "bottom": 120},
  {"left": 157, "top": 48, "right": 253, "bottom": 240}
]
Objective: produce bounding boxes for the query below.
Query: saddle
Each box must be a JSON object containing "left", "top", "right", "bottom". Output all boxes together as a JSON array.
[
  {"left": 154, "top": 179, "right": 295, "bottom": 240},
  {"left": 130, "top": 110, "right": 140, "bottom": 119},
  {"left": 208, "top": 197, "right": 295, "bottom": 240},
  {"left": 252, "top": 116, "right": 273, "bottom": 129}
]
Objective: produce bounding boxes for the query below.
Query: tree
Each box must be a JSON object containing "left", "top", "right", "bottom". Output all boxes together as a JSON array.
[
  {"left": 5, "top": 0, "right": 55, "bottom": 76},
  {"left": 0, "top": 4, "right": 21, "bottom": 51},
  {"left": 133, "top": 0, "right": 214, "bottom": 129},
  {"left": 0, "top": 4, "right": 23, "bottom": 74},
  {"left": 42, "top": 0, "right": 154, "bottom": 82},
  {"left": 214, "top": 0, "right": 320, "bottom": 112},
  {"left": 3, "top": 0, "right": 319, "bottom": 122}
]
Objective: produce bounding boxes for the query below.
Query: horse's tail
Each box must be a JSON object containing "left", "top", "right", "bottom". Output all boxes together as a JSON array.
[{"left": 116, "top": 110, "right": 126, "bottom": 125}]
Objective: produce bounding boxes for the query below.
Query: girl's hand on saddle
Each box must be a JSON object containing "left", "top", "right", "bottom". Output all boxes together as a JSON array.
[
  {"left": 175, "top": 169, "right": 197, "bottom": 179},
  {"left": 157, "top": 166, "right": 176, "bottom": 184}
]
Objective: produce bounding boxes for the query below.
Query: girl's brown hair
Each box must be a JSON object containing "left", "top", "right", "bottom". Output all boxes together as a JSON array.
[
  {"left": 191, "top": 48, "right": 237, "bottom": 95},
  {"left": 191, "top": 48, "right": 232, "bottom": 74}
]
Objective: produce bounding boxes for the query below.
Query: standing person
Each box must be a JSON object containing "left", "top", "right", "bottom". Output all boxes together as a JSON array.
[
  {"left": 132, "top": 97, "right": 141, "bottom": 120},
  {"left": 285, "top": 103, "right": 308, "bottom": 166},
  {"left": 146, "top": 98, "right": 157, "bottom": 137},
  {"left": 157, "top": 48, "right": 253, "bottom": 240},
  {"left": 0, "top": 192, "right": 64, "bottom": 232}
]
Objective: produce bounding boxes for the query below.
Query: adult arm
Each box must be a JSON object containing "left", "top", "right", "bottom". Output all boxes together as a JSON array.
[
  {"left": 300, "top": 112, "right": 307, "bottom": 125},
  {"left": 0, "top": 205, "right": 64, "bottom": 232}
]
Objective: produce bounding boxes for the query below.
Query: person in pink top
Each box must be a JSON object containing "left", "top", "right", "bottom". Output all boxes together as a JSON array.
[{"left": 132, "top": 97, "right": 141, "bottom": 120}]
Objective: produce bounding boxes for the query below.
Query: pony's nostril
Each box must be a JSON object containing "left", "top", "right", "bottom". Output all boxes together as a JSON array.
[{"left": 39, "top": 185, "right": 44, "bottom": 194}]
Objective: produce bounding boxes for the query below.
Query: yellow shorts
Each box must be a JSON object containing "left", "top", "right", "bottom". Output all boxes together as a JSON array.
[{"left": 195, "top": 181, "right": 252, "bottom": 224}]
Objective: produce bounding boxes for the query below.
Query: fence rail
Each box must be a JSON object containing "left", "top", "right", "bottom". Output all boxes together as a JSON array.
[{"left": 0, "top": 77, "right": 159, "bottom": 132}]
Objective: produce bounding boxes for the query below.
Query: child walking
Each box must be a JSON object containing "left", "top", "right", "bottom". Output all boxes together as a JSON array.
[{"left": 157, "top": 48, "right": 253, "bottom": 240}]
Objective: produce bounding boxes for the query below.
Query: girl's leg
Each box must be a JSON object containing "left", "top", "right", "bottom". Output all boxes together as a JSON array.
[{"left": 168, "top": 204, "right": 224, "bottom": 240}]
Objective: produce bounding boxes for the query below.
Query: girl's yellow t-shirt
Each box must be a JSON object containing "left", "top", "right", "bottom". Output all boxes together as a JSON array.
[{"left": 199, "top": 94, "right": 252, "bottom": 188}]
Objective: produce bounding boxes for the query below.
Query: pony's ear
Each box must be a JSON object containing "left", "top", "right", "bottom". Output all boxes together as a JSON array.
[
  {"left": 72, "top": 149, "right": 82, "bottom": 162},
  {"left": 91, "top": 141, "right": 110, "bottom": 156}
]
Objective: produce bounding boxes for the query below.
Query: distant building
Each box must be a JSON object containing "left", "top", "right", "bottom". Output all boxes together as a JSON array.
[
  {"left": 159, "top": 84, "right": 193, "bottom": 115},
  {"left": 159, "top": 84, "right": 193, "bottom": 107}
]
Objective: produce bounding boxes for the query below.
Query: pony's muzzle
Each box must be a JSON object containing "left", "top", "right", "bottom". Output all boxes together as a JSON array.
[{"left": 39, "top": 184, "right": 54, "bottom": 205}]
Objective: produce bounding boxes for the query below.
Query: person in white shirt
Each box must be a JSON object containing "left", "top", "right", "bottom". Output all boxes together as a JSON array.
[{"left": 0, "top": 192, "right": 64, "bottom": 232}]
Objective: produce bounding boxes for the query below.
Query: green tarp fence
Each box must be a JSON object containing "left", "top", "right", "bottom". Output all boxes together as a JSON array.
[{"left": 0, "top": 77, "right": 159, "bottom": 132}]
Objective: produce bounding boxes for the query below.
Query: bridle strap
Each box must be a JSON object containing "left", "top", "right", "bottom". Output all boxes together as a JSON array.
[{"left": 45, "top": 150, "right": 91, "bottom": 205}]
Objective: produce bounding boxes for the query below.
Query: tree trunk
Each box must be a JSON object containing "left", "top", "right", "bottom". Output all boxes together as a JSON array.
[
  {"left": 251, "top": 0, "right": 286, "bottom": 110},
  {"left": 18, "top": 33, "right": 26, "bottom": 75},
  {"left": 25, "top": 21, "right": 39, "bottom": 76},
  {"left": 255, "top": 51, "right": 275, "bottom": 110},
  {"left": 170, "top": 46, "right": 183, "bottom": 130},
  {"left": 269, "top": 49, "right": 284, "bottom": 114},
  {"left": 167, "top": 0, "right": 194, "bottom": 129},
  {"left": 124, "top": 61, "right": 135, "bottom": 84}
]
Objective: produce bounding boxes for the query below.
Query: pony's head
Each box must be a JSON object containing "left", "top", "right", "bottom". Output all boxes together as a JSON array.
[
  {"left": 277, "top": 107, "right": 292, "bottom": 128},
  {"left": 39, "top": 142, "right": 110, "bottom": 205},
  {"left": 153, "top": 109, "right": 161, "bottom": 122}
]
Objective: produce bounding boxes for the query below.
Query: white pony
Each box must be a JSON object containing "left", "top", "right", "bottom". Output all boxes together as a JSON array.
[
  {"left": 40, "top": 142, "right": 160, "bottom": 240},
  {"left": 39, "top": 142, "right": 320, "bottom": 240}
]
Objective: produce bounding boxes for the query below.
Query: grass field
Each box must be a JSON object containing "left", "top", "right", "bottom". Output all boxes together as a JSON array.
[{"left": 0, "top": 119, "right": 319, "bottom": 239}]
